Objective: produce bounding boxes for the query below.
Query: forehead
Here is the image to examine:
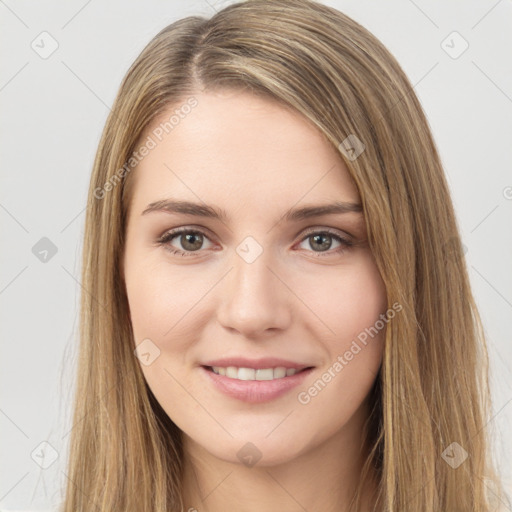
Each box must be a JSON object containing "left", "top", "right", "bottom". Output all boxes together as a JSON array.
[{"left": 129, "top": 90, "right": 360, "bottom": 214}]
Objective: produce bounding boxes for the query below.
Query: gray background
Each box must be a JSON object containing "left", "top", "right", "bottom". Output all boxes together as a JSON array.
[{"left": 1, "top": 0, "right": 511, "bottom": 510}]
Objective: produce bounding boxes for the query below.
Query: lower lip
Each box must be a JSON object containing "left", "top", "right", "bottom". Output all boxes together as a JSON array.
[{"left": 200, "top": 366, "right": 314, "bottom": 403}]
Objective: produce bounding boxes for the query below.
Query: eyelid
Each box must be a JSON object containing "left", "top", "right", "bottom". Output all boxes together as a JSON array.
[
  {"left": 297, "top": 225, "right": 353, "bottom": 242},
  {"left": 156, "top": 224, "right": 216, "bottom": 242}
]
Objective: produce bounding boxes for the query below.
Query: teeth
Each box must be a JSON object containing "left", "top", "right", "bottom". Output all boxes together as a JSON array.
[
  {"left": 210, "top": 366, "right": 301, "bottom": 380},
  {"left": 238, "top": 367, "right": 255, "bottom": 381},
  {"left": 255, "top": 368, "right": 274, "bottom": 381},
  {"left": 226, "top": 366, "right": 238, "bottom": 378}
]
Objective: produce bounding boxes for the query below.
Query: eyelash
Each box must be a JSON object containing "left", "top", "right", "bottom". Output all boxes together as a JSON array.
[{"left": 156, "top": 227, "right": 354, "bottom": 258}]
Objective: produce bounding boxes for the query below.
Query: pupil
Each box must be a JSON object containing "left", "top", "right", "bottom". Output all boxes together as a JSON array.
[
  {"left": 312, "top": 234, "right": 331, "bottom": 251},
  {"left": 183, "top": 233, "right": 202, "bottom": 251}
]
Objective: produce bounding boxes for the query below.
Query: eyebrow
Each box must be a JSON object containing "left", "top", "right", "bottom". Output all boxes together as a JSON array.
[{"left": 141, "top": 199, "right": 363, "bottom": 222}]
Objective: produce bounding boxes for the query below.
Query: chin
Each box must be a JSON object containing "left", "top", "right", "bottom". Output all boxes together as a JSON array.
[{"left": 192, "top": 429, "right": 312, "bottom": 468}]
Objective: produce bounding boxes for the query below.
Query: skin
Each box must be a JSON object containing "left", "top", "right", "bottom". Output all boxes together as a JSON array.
[{"left": 122, "top": 89, "right": 387, "bottom": 511}]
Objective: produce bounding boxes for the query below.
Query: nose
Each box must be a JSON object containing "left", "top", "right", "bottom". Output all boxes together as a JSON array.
[{"left": 216, "top": 248, "right": 293, "bottom": 338}]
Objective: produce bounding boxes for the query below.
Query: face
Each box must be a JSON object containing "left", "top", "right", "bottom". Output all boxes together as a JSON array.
[{"left": 122, "top": 89, "right": 387, "bottom": 466}]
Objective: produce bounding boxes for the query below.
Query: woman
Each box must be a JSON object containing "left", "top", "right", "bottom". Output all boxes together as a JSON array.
[{"left": 61, "top": 0, "right": 507, "bottom": 510}]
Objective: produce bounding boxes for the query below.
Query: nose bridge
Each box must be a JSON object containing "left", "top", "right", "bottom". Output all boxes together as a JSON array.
[
  {"left": 233, "top": 243, "right": 274, "bottom": 299},
  {"left": 216, "top": 236, "right": 291, "bottom": 335}
]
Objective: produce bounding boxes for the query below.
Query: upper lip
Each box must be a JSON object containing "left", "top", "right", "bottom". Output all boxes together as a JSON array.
[{"left": 201, "top": 357, "right": 314, "bottom": 371}]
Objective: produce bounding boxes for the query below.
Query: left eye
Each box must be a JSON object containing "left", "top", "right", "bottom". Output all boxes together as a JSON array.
[
  {"left": 297, "top": 231, "right": 350, "bottom": 254},
  {"left": 156, "top": 228, "right": 353, "bottom": 257}
]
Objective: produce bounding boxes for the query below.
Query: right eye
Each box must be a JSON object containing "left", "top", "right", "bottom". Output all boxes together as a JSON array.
[{"left": 157, "top": 228, "right": 215, "bottom": 257}]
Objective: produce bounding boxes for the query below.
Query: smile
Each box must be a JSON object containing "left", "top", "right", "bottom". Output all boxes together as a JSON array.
[
  {"left": 201, "top": 365, "right": 314, "bottom": 403},
  {"left": 208, "top": 366, "right": 310, "bottom": 381}
]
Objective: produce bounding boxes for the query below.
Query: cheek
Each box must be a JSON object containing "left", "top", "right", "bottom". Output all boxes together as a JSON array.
[
  {"left": 124, "top": 259, "right": 206, "bottom": 418},
  {"left": 333, "top": 264, "right": 387, "bottom": 343},
  {"left": 294, "top": 253, "right": 387, "bottom": 347},
  {"left": 124, "top": 256, "right": 207, "bottom": 346},
  {"left": 294, "top": 257, "right": 387, "bottom": 424}
]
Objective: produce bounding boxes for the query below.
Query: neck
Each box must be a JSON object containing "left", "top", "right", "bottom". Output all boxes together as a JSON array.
[{"left": 180, "top": 398, "right": 378, "bottom": 512}]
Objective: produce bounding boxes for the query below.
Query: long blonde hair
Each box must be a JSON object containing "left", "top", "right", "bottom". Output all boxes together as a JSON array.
[{"left": 61, "top": 0, "right": 506, "bottom": 510}]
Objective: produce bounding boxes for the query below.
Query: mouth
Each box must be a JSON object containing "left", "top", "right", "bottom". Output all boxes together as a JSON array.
[
  {"left": 202, "top": 365, "right": 314, "bottom": 381},
  {"left": 200, "top": 364, "right": 315, "bottom": 403}
]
